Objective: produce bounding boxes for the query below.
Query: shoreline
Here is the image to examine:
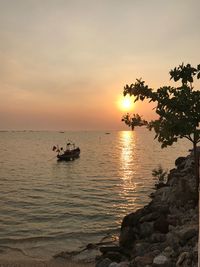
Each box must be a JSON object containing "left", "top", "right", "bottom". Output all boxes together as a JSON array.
[
  {"left": 0, "top": 250, "right": 94, "bottom": 267},
  {"left": 0, "top": 231, "right": 119, "bottom": 267},
  {"left": 0, "top": 260, "right": 93, "bottom": 267},
  {"left": 0, "top": 227, "right": 120, "bottom": 267}
]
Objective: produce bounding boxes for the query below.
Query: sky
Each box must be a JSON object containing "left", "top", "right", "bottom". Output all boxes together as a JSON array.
[{"left": 0, "top": 0, "right": 200, "bottom": 130}]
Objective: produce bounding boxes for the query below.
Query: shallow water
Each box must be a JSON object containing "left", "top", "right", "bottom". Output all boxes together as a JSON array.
[{"left": 0, "top": 129, "right": 190, "bottom": 259}]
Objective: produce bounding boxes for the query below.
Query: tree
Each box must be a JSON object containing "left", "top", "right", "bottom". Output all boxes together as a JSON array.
[{"left": 122, "top": 63, "right": 200, "bottom": 197}]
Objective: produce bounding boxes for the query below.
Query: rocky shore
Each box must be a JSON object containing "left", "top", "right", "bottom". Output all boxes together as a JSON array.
[{"left": 96, "top": 152, "right": 198, "bottom": 267}]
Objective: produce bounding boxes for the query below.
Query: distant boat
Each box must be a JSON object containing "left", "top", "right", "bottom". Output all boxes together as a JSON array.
[
  {"left": 52, "top": 142, "right": 80, "bottom": 161},
  {"left": 105, "top": 132, "right": 111, "bottom": 135}
]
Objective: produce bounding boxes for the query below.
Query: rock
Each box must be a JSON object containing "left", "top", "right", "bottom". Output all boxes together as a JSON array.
[
  {"left": 148, "top": 243, "right": 165, "bottom": 253},
  {"left": 114, "top": 153, "right": 198, "bottom": 267},
  {"left": 134, "top": 242, "right": 150, "bottom": 256},
  {"left": 139, "top": 211, "right": 160, "bottom": 223},
  {"left": 100, "top": 246, "right": 123, "bottom": 254},
  {"left": 153, "top": 215, "right": 169, "bottom": 234},
  {"left": 168, "top": 225, "right": 176, "bottom": 232},
  {"left": 151, "top": 250, "right": 162, "bottom": 257},
  {"left": 104, "top": 252, "right": 123, "bottom": 263},
  {"left": 149, "top": 202, "right": 169, "bottom": 215},
  {"left": 155, "top": 183, "right": 168, "bottom": 189},
  {"left": 96, "top": 258, "right": 112, "bottom": 267},
  {"left": 135, "top": 255, "right": 153, "bottom": 266},
  {"left": 121, "top": 208, "right": 146, "bottom": 229},
  {"left": 119, "top": 226, "right": 135, "bottom": 248},
  {"left": 175, "top": 178, "right": 197, "bottom": 206},
  {"left": 190, "top": 247, "right": 198, "bottom": 266},
  {"left": 129, "top": 259, "right": 137, "bottom": 267},
  {"left": 163, "top": 246, "right": 174, "bottom": 258},
  {"left": 167, "top": 214, "right": 180, "bottom": 226},
  {"left": 165, "top": 232, "right": 179, "bottom": 251},
  {"left": 166, "top": 170, "right": 178, "bottom": 186},
  {"left": 139, "top": 222, "right": 154, "bottom": 237},
  {"left": 150, "top": 233, "right": 166, "bottom": 243},
  {"left": 182, "top": 156, "right": 194, "bottom": 170},
  {"left": 118, "top": 262, "right": 130, "bottom": 267},
  {"left": 153, "top": 254, "right": 171, "bottom": 267},
  {"left": 176, "top": 252, "right": 190, "bottom": 266},
  {"left": 109, "top": 262, "right": 120, "bottom": 267},
  {"left": 151, "top": 187, "right": 170, "bottom": 201},
  {"left": 175, "top": 157, "right": 186, "bottom": 168},
  {"left": 177, "top": 225, "right": 198, "bottom": 245}
]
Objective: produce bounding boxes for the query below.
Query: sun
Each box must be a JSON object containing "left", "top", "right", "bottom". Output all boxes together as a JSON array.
[
  {"left": 122, "top": 98, "right": 132, "bottom": 109},
  {"left": 117, "top": 95, "right": 134, "bottom": 112}
]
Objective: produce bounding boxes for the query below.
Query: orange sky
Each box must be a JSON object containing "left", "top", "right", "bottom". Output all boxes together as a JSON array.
[{"left": 0, "top": 0, "right": 200, "bottom": 130}]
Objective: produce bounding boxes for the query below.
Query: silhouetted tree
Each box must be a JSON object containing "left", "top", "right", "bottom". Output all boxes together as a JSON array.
[
  {"left": 122, "top": 113, "right": 147, "bottom": 130},
  {"left": 122, "top": 63, "right": 200, "bottom": 196}
]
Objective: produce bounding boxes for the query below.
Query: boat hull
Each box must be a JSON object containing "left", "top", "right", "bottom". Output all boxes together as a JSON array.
[{"left": 57, "top": 147, "right": 80, "bottom": 161}]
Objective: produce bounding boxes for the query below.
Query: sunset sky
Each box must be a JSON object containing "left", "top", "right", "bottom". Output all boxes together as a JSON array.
[{"left": 0, "top": 0, "right": 200, "bottom": 130}]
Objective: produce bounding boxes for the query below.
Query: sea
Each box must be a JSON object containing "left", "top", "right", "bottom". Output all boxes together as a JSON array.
[{"left": 0, "top": 129, "right": 191, "bottom": 261}]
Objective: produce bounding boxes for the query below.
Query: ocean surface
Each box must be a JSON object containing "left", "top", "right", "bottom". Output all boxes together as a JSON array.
[{"left": 0, "top": 130, "right": 191, "bottom": 260}]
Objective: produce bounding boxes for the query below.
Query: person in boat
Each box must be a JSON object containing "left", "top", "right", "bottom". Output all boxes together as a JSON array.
[{"left": 66, "top": 142, "right": 71, "bottom": 151}]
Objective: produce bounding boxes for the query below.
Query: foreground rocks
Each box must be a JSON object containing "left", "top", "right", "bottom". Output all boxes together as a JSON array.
[{"left": 96, "top": 153, "right": 198, "bottom": 267}]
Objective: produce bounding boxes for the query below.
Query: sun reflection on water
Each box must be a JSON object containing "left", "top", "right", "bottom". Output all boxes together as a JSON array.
[{"left": 118, "top": 131, "right": 138, "bottom": 214}]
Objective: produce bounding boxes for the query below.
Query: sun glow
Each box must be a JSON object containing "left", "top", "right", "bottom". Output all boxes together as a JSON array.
[{"left": 117, "top": 95, "right": 134, "bottom": 112}]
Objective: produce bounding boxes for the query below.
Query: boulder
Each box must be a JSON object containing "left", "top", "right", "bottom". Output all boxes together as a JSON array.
[
  {"left": 121, "top": 208, "right": 147, "bottom": 229},
  {"left": 119, "top": 226, "right": 135, "bottom": 248},
  {"left": 176, "top": 252, "right": 190, "bottom": 267},
  {"left": 134, "top": 241, "right": 150, "bottom": 256},
  {"left": 162, "top": 246, "right": 174, "bottom": 258},
  {"left": 182, "top": 156, "right": 194, "bottom": 170},
  {"left": 139, "top": 211, "right": 160, "bottom": 223},
  {"left": 175, "top": 179, "right": 197, "bottom": 205},
  {"left": 118, "top": 262, "right": 130, "bottom": 267},
  {"left": 177, "top": 225, "right": 198, "bottom": 246},
  {"left": 135, "top": 255, "right": 153, "bottom": 266},
  {"left": 104, "top": 252, "right": 124, "bottom": 263},
  {"left": 100, "top": 246, "right": 123, "bottom": 254},
  {"left": 153, "top": 215, "right": 169, "bottom": 234},
  {"left": 175, "top": 157, "right": 186, "bottom": 168},
  {"left": 153, "top": 254, "right": 171, "bottom": 267},
  {"left": 150, "top": 233, "right": 166, "bottom": 243},
  {"left": 148, "top": 243, "right": 165, "bottom": 253},
  {"left": 129, "top": 259, "right": 137, "bottom": 267},
  {"left": 96, "top": 258, "right": 112, "bottom": 267},
  {"left": 139, "top": 222, "right": 154, "bottom": 237},
  {"left": 167, "top": 214, "right": 180, "bottom": 227},
  {"left": 109, "top": 262, "right": 119, "bottom": 267},
  {"left": 149, "top": 202, "right": 169, "bottom": 215},
  {"left": 165, "top": 232, "right": 179, "bottom": 250}
]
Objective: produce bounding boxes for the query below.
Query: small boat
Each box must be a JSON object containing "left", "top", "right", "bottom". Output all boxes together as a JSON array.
[{"left": 52, "top": 142, "right": 80, "bottom": 161}]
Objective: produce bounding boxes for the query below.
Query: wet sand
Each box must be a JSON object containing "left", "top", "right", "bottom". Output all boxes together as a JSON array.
[
  {"left": 0, "top": 251, "right": 94, "bottom": 267},
  {"left": 0, "top": 260, "right": 93, "bottom": 267}
]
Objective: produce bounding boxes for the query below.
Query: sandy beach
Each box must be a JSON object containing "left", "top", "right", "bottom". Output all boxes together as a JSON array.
[
  {"left": 0, "top": 260, "right": 93, "bottom": 267},
  {"left": 0, "top": 250, "right": 94, "bottom": 267}
]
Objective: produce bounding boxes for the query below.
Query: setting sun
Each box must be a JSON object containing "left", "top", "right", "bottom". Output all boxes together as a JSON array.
[
  {"left": 122, "top": 98, "right": 132, "bottom": 109},
  {"left": 117, "top": 95, "right": 134, "bottom": 112}
]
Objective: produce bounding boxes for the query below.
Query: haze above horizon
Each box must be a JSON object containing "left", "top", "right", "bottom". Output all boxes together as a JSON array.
[{"left": 1, "top": 0, "right": 200, "bottom": 130}]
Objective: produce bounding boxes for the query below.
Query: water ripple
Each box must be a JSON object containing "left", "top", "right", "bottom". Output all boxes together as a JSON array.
[{"left": 0, "top": 130, "right": 190, "bottom": 258}]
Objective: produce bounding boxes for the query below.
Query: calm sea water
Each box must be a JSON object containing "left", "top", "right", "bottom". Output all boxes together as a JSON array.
[{"left": 0, "top": 130, "right": 190, "bottom": 259}]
